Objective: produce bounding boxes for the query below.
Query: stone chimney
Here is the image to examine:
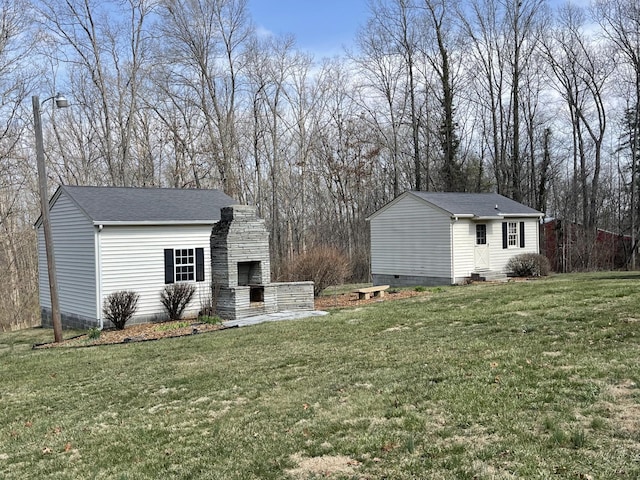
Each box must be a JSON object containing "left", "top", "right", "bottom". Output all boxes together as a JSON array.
[{"left": 210, "top": 205, "right": 277, "bottom": 319}]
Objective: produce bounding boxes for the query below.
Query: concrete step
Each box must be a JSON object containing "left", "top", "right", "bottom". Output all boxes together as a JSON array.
[{"left": 470, "top": 270, "right": 508, "bottom": 282}]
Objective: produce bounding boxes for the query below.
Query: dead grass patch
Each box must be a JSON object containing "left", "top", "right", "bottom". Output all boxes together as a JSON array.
[
  {"left": 601, "top": 380, "right": 640, "bottom": 441},
  {"left": 286, "top": 453, "right": 361, "bottom": 478}
]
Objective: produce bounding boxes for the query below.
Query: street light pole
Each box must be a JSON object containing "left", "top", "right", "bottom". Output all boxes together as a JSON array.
[{"left": 33, "top": 94, "right": 67, "bottom": 343}]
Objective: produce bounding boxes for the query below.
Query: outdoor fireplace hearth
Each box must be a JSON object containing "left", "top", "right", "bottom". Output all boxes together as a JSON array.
[
  {"left": 210, "top": 204, "right": 315, "bottom": 320},
  {"left": 248, "top": 285, "right": 264, "bottom": 303},
  {"left": 210, "top": 205, "right": 277, "bottom": 319}
]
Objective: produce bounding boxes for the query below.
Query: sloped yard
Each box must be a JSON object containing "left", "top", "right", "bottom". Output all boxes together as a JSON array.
[{"left": 2, "top": 272, "right": 640, "bottom": 479}]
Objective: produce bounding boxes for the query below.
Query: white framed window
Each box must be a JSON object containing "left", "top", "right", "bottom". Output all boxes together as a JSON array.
[
  {"left": 175, "top": 248, "right": 195, "bottom": 281},
  {"left": 164, "top": 248, "right": 204, "bottom": 284},
  {"left": 476, "top": 224, "right": 487, "bottom": 245},
  {"left": 508, "top": 222, "right": 518, "bottom": 247},
  {"left": 502, "top": 221, "right": 525, "bottom": 249}
]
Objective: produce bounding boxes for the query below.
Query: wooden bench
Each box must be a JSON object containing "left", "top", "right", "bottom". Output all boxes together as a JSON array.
[{"left": 353, "top": 285, "right": 390, "bottom": 300}]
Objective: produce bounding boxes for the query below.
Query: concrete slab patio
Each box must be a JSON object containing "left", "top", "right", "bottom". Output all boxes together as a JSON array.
[{"left": 222, "top": 310, "right": 328, "bottom": 328}]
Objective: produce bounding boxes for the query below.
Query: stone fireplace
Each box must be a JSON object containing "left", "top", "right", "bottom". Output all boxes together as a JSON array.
[{"left": 211, "top": 205, "right": 314, "bottom": 320}]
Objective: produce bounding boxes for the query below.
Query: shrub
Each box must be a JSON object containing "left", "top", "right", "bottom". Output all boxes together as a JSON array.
[
  {"left": 103, "top": 290, "right": 139, "bottom": 330},
  {"left": 283, "top": 247, "right": 351, "bottom": 297},
  {"left": 506, "top": 253, "right": 551, "bottom": 277},
  {"left": 87, "top": 327, "right": 101, "bottom": 339},
  {"left": 160, "top": 283, "right": 196, "bottom": 320}
]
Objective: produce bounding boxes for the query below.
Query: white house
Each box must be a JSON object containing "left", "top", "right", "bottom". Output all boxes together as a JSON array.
[
  {"left": 367, "top": 191, "right": 545, "bottom": 286},
  {"left": 36, "top": 185, "right": 236, "bottom": 329}
]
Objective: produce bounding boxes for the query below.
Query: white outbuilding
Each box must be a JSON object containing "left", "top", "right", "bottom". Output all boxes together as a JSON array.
[
  {"left": 367, "top": 191, "right": 545, "bottom": 286},
  {"left": 36, "top": 185, "right": 236, "bottom": 329}
]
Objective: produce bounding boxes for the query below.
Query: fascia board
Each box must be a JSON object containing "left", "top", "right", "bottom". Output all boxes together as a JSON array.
[{"left": 93, "top": 220, "right": 217, "bottom": 226}]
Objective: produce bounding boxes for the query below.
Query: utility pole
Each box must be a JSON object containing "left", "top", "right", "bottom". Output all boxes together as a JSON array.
[{"left": 33, "top": 94, "right": 67, "bottom": 343}]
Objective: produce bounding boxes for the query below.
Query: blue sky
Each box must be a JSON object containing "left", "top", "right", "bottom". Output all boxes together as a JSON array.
[
  {"left": 247, "top": 0, "right": 369, "bottom": 56},
  {"left": 247, "top": 0, "right": 594, "bottom": 57}
]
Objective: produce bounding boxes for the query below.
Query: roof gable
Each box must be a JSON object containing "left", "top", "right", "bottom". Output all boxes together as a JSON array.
[{"left": 46, "top": 186, "right": 237, "bottom": 225}]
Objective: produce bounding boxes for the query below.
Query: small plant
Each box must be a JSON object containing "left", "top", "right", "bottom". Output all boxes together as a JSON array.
[
  {"left": 414, "top": 286, "right": 427, "bottom": 292},
  {"left": 590, "top": 417, "right": 607, "bottom": 430},
  {"left": 87, "top": 327, "right": 101, "bottom": 340},
  {"left": 506, "top": 253, "right": 551, "bottom": 277},
  {"left": 103, "top": 290, "right": 139, "bottom": 330},
  {"left": 160, "top": 283, "right": 196, "bottom": 320},
  {"left": 550, "top": 428, "right": 568, "bottom": 446},
  {"left": 570, "top": 429, "right": 586, "bottom": 449},
  {"left": 198, "top": 315, "right": 222, "bottom": 325},
  {"left": 405, "top": 434, "right": 416, "bottom": 453},
  {"left": 156, "top": 321, "right": 190, "bottom": 332}
]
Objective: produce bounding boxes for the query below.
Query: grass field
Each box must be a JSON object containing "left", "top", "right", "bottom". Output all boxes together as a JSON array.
[{"left": 2, "top": 272, "right": 640, "bottom": 479}]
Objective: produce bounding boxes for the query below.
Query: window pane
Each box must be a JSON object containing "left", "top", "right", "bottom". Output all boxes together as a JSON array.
[
  {"left": 476, "top": 224, "right": 486, "bottom": 245},
  {"left": 174, "top": 249, "right": 195, "bottom": 282},
  {"left": 508, "top": 222, "right": 518, "bottom": 246}
]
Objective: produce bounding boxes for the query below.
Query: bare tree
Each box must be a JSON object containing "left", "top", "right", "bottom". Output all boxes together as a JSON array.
[
  {"left": 35, "top": 0, "right": 155, "bottom": 186},
  {"left": 156, "top": 0, "right": 252, "bottom": 197},
  {"left": 459, "top": 0, "right": 547, "bottom": 201},
  {"left": 594, "top": 0, "right": 640, "bottom": 267},
  {"left": 0, "top": 0, "right": 40, "bottom": 330},
  {"left": 366, "top": 0, "right": 424, "bottom": 192},
  {"left": 354, "top": 11, "right": 408, "bottom": 197},
  {"left": 419, "top": 0, "right": 463, "bottom": 191},
  {"left": 540, "top": 3, "right": 613, "bottom": 268}
]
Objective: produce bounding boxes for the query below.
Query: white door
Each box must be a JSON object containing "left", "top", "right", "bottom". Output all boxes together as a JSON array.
[{"left": 474, "top": 224, "right": 490, "bottom": 270}]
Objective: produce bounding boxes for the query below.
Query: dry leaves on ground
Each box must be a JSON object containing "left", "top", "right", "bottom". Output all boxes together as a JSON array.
[
  {"left": 34, "top": 320, "right": 227, "bottom": 349},
  {"left": 314, "top": 288, "right": 428, "bottom": 310}
]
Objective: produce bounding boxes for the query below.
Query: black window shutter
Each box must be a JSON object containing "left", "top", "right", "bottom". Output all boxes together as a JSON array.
[
  {"left": 520, "top": 221, "right": 525, "bottom": 248},
  {"left": 502, "top": 222, "right": 508, "bottom": 249},
  {"left": 164, "top": 249, "right": 174, "bottom": 284},
  {"left": 195, "top": 248, "right": 205, "bottom": 282}
]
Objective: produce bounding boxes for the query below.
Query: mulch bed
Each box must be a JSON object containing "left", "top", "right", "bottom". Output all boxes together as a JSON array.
[
  {"left": 35, "top": 289, "right": 430, "bottom": 349},
  {"left": 314, "top": 288, "right": 428, "bottom": 310},
  {"left": 33, "top": 320, "right": 230, "bottom": 349}
]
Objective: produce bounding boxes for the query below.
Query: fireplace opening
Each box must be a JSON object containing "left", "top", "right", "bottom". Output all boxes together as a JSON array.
[
  {"left": 249, "top": 285, "right": 264, "bottom": 303},
  {"left": 238, "top": 261, "right": 261, "bottom": 286}
]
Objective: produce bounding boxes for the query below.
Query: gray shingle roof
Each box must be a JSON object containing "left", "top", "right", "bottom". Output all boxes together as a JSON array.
[
  {"left": 409, "top": 191, "right": 542, "bottom": 217},
  {"left": 58, "top": 185, "right": 237, "bottom": 223}
]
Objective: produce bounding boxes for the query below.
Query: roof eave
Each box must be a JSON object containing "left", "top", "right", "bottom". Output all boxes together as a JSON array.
[
  {"left": 93, "top": 220, "right": 219, "bottom": 226},
  {"left": 500, "top": 213, "right": 545, "bottom": 218},
  {"left": 470, "top": 215, "right": 503, "bottom": 220},
  {"left": 452, "top": 213, "right": 544, "bottom": 221}
]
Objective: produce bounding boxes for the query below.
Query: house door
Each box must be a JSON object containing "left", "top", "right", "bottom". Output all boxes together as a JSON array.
[{"left": 474, "top": 224, "right": 490, "bottom": 270}]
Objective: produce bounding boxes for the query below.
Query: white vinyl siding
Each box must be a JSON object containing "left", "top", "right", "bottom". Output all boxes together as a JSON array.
[
  {"left": 38, "top": 192, "right": 96, "bottom": 319},
  {"left": 370, "top": 194, "right": 452, "bottom": 280},
  {"left": 98, "top": 225, "right": 213, "bottom": 320},
  {"left": 452, "top": 221, "right": 482, "bottom": 280},
  {"left": 491, "top": 219, "right": 540, "bottom": 272}
]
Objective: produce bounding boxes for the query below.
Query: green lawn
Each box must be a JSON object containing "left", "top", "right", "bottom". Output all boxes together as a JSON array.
[{"left": 2, "top": 272, "right": 640, "bottom": 479}]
